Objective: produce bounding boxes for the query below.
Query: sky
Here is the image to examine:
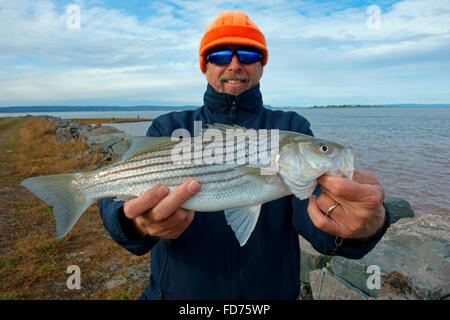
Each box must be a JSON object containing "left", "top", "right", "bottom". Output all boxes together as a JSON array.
[{"left": 0, "top": 0, "right": 449, "bottom": 107}]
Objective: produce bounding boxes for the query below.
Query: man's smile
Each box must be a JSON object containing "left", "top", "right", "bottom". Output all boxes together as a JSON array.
[
  {"left": 225, "top": 79, "right": 244, "bottom": 84},
  {"left": 223, "top": 79, "right": 248, "bottom": 88}
]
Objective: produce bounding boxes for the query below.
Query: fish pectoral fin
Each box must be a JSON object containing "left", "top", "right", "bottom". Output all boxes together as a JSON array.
[
  {"left": 114, "top": 195, "right": 137, "bottom": 202},
  {"left": 224, "top": 204, "right": 262, "bottom": 246},
  {"left": 120, "top": 136, "right": 175, "bottom": 162},
  {"left": 282, "top": 176, "right": 317, "bottom": 200}
]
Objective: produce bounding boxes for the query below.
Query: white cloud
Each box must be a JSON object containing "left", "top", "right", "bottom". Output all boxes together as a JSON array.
[{"left": 0, "top": 0, "right": 449, "bottom": 106}]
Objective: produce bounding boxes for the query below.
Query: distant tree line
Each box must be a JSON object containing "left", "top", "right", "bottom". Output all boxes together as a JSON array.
[{"left": 310, "top": 104, "right": 379, "bottom": 108}]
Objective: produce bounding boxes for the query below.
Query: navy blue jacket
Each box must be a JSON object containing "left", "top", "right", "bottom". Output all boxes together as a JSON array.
[{"left": 98, "top": 83, "right": 390, "bottom": 300}]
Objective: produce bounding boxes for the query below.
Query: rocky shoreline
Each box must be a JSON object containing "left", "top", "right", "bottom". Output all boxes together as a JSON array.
[
  {"left": 47, "top": 116, "right": 133, "bottom": 166},
  {"left": 32, "top": 115, "right": 450, "bottom": 300},
  {"left": 300, "top": 210, "right": 449, "bottom": 300}
]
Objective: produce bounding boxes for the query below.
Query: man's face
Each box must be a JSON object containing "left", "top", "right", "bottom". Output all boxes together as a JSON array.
[{"left": 205, "top": 45, "right": 264, "bottom": 96}]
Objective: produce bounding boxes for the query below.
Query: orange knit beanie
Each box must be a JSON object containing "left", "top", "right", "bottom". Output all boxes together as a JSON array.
[{"left": 199, "top": 11, "right": 268, "bottom": 74}]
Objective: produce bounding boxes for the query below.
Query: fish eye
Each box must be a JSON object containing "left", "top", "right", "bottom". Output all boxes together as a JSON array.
[{"left": 319, "top": 144, "right": 330, "bottom": 153}]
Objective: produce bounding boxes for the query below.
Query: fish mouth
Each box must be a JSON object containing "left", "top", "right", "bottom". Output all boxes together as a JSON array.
[
  {"left": 328, "top": 147, "right": 354, "bottom": 180},
  {"left": 340, "top": 147, "right": 355, "bottom": 180}
]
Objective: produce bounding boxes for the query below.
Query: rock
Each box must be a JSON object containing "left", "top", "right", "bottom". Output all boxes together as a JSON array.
[
  {"left": 87, "top": 126, "right": 121, "bottom": 136},
  {"left": 86, "top": 131, "right": 132, "bottom": 153},
  {"left": 384, "top": 196, "right": 415, "bottom": 223},
  {"left": 299, "top": 235, "right": 331, "bottom": 283},
  {"left": 111, "top": 139, "right": 131, "bottom": 157},
  {"left": 67, "top": 123, "right": 84, "bottom": 138},
  {"left": 126, "top": 263, "right": 149, "bottom": 284},
  {"left": 109, "top": 264, "right": 119, "bottom": 272},
  {"left": 330, "top": 251, "right": 389, "bottom": 298},
  {"left": 55, "top": 127, "right": 64, "bottom": 136},
  {"left": 105, "top": 279, "right": 127, "bottom": 290},
  {"left": 78, "top": 125, "right": 96, "bottom": 141},
  {"left": 308, "top": 269, "right": 370, "bottom": 300},
  {"left": 377, "top": 271, "right": 427, "bottom": 300},
  {"left": 86, "top": 134, "right": 124, "bottom": 153},
  {"left": 330, "top": 214, "right": 450, "bottom": 299},
  {"left": 55, "top": 119, "right": 71, "bottom": 128},
  {"left": 298, "top": 282, "right": 313, "bottom": 300}
]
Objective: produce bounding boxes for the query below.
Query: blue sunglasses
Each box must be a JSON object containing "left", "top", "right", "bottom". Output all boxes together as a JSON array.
[{"left": 206, "top": 49, "right": 262, "bottom": 65}]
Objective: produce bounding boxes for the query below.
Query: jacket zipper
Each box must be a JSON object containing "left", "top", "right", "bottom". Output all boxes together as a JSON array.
[{"left": 230, "top": 98, "right": 237, "bottom": 123}]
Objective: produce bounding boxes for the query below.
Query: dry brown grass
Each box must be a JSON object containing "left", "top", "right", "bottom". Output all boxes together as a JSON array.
[
  {"left": 11, "top": 117, "right": 103, "bottom": 177},
  {"left": 0, "top": 117, "right": 148, "bottom": 300}
]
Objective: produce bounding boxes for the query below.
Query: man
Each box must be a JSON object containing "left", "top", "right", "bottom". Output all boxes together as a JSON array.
[{"left": 98, "top": 11, "right": 390, "bottom": 300}]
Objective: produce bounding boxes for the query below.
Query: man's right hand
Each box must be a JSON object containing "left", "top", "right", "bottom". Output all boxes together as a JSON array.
[{"left": 123, "top": 180, "right": 200, "bottom": 240}]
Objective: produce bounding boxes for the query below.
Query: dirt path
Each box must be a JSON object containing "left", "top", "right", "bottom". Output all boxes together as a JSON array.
[{"left": 0, "top": 119, "right": 26, "bottom": 254}]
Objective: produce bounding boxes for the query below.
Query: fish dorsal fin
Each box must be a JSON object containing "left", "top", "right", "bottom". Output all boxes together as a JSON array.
[
  {"left": 224, "top": 204, "right": 262, "bottom": 246},
  {"left": 204, "top": 123, "right": 248, "bottom": 134},
  {"left": 120, "top": 136, "right": 175, "bottom": 162},
  {"left": 205, "top": 124, "right": 299, "bottom": 150}
]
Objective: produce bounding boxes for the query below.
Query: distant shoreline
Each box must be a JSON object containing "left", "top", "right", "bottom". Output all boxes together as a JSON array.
[
  {"left": 307, "top": 105, "right": 392, "bottom": 109},
  {"left": 67, "top": 118, "right": 154, "bottom": 124},
  {"left": 1, "top": 104, "right": 449, "bottom": 113}
]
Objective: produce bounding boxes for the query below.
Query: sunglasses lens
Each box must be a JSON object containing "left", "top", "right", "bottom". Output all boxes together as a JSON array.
[
  {"left": 208, "top": 50, "right": 233, "bottom": 65},
  {"left": 207, "top": 49, "right": 262, "bottom": 65},
  {"left": 236, "top": 50, "right": 262, "bottom": 64}
]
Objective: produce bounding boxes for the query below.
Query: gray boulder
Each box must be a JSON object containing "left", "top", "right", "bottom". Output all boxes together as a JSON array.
[
  {"left": 308, "top": 269, "right": 370, "bottom": 300},
  {"left": 86, "top": 125, "right": 121, "bottom": 136},
  {"left": 105, "top": 278, "right": 127, "bottom": 290},
  {"left": 384, "top": 196, "right": 415, "bottom": 223},
  {"left": 111, "top": 139, "right": 131, "bottom": 157},
  {"left": 330, "top": 214, "right": 450, "bottom": 300},
  {"left": 299, "top": 235, "right": 331, "bottom": 283},
  {"left": 86, "top": 132, "right": 132, "bottom": 154}
]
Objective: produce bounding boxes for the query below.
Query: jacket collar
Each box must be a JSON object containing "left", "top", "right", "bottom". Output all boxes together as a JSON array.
[{"left": 203, "top": 83, "right": 263, "bottom": 124}]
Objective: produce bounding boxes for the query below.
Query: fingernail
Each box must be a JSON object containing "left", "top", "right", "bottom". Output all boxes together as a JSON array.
[
  {"left": 156, "top": 185, "right": 169, "bottom": 197},
  {"left": 187, "top": 180, "right": 200, "bottom": 194}
]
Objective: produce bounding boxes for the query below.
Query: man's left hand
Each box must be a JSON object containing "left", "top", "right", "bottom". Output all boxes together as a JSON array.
[{"left": 307, "top": 170, "right": 386, "bottom": 239}]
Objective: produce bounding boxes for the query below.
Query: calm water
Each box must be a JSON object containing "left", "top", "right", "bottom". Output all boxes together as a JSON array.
[
  {"left": 3, "top": 107, "right": 449, "bottom": 216},
  {"left": 295, "top": 107, "right": 450, "bottom": 217}
]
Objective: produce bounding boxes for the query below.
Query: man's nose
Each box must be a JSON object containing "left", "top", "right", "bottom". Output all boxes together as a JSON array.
[{"left": 227, "top": 54, "right": 242, "bottom": 71}]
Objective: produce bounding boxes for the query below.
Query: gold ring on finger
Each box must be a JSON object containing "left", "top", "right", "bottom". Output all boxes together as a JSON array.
[{"left": 326, "top": 203, "right": 339, "bottom": 217}]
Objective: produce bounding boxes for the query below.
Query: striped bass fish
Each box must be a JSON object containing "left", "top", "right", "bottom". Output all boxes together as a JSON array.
[{"left": 21, "top": 124, "right": 354, "bottom": 246}]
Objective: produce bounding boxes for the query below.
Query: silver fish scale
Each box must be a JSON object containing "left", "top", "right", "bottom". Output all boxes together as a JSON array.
[{"left": 181, "top": 173, "right": 290, "bottom": 212}]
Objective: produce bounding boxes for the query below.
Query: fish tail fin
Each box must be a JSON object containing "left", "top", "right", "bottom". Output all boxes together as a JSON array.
[{"left": 21, "top": 173, "right": 94, "bottom": 239}]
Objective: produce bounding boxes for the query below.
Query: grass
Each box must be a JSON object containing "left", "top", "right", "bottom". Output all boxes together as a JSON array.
[
  {"left": 8, "top": 117, "right": 103, "bottom": 177},
  {"left": 108, "top": 288, "right": 134, "bottom": 300},
  {"left": 0, "top": 117, "right": 148, "bottom": 300}
]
